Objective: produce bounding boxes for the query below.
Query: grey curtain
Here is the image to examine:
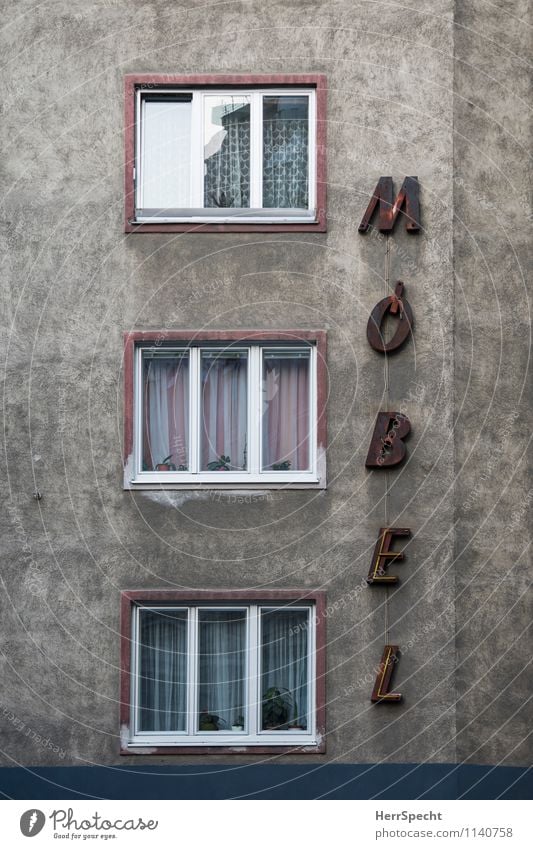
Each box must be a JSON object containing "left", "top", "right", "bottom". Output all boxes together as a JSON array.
[
  {"left": 261, "top": 609, "right": 309, "bottom": 728},
  {"left": 198, "top": 610, "right": 246, "bottom": 730},
  {"left": 139, "top": 610, "right": 188, "bottom": 732}
]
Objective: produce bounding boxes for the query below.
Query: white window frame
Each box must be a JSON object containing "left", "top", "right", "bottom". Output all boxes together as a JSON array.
[
  {"left": 134, "top": 87, "right": 317, "bottom": 223},
  {"left": 128, "top": 603, "right": 317, "bottom": 748},
  {"left": 131, "top": 343, "right": 318, "bottom": 485}
]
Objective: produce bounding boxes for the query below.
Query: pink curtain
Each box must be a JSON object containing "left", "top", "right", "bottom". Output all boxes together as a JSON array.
[
  {"left": 262, "top": 354, "right": 310, "bottom": 471},
  {"left": 143, "top": 356, "right": 189, "bottom": 470},
  {"left": 201, "top": 354, "right": 248, "bottom": 471}
]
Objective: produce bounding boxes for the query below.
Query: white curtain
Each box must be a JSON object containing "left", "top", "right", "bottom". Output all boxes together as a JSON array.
[
  {"left": 143, "top": 356, "right": 189, "bottom": 470},
  {"left": 201, "top": 354, "right": 248, "bottom": 470},
  {"left": 141, "top": 99, "right": 192, "bottom": 210},
  {"left": 261, "top": 610, "right": 309, "bottom": 728},
  {"left": 262, "top": 352, "right": 310, "bottom": 471},
  {"left": 198, "top": 611, "right": 246, "bottom": 730},
  {"left": 139, "top": 610, "right": 188, "bottom": 732}
]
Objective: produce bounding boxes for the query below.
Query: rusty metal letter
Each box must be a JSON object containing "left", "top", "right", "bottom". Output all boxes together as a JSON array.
[
  {"left": 358, "top": 176, "right": 420, "bottom": 233},
  {"left": 371, "top": 645, "right": 402, "bottom": 702},
  {"left": 365, "top": 412, "right": 411, "bottom": 468},
  {"left": 367, "top": 281, "right": 414, "bottom": 353},
  {"left": 367, "top": 527, "right": 411, "bottom": 584}
]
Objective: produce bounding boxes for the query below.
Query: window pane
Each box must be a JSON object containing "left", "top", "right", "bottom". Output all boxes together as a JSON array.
[
  {"left": 138, "top": 609, "right": 188, "bottom": 732},
  {"left": 141, "top": 98, "right": 192, "bottom": 209},
  {"left": 262, "top": 350, "right": 310, "bottom": 471},
  {"left": 198, "top": 610, "right": 247, "bottom": 732},
  {"left": 261, "top": 609, "right": 309, "bottom": 731},
  {"left": 204, "top": 96, "right": 251, "bottom": 208},
  {"left": 263, "top": 96, "right": 309, "bottom": 209},
  {"left": 201, "top": 351, "right": 248, "bottom": 471},
  {"left": 142, "top": 351, "right": 189, "bottom": 472}
]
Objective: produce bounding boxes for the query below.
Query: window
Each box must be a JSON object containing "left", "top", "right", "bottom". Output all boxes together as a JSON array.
[
  {"left": 124, "top": 75, "right": 326, "bottom": 232},
  {"left": 123, "top": 331, "right": 327, "bottom": 487},
  {"left": 120, "top": 591, "right": 326, "bottom": 751}
]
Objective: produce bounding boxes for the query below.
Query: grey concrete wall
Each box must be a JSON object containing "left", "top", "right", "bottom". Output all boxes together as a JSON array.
[
  {"left": 0, "top": 0, "right": 529, "bottom": 772},
  {"left": 453, "top": 1, "right": 532, "bottom": 768}
]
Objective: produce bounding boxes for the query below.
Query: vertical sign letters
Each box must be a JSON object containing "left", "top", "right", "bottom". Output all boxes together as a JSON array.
[
  {"left": 360, "top": 176, "right": 422, "bottom": 704},
  {"left": 365, "top": 412, "right": 411, "bottom": 468},
  {"left": 366, "top": 281, "right": 414, "bottom": 354},
  {"left": 358, "top": 176, "right": 421, "bottom": 234},
  {"left": 371, "top": 645, "right": 402, "bottom": 703},
  {"left": 367, "top": 527, "right": 411, "bottom": 584}
]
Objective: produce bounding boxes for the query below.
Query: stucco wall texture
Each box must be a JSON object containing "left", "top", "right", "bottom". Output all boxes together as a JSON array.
[{"left": 0, "top": 0, "right": 530, "bottom": 773}]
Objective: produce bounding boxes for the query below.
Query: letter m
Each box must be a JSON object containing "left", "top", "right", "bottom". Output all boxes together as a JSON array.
[{"left": 358, "top": 176, "right": 420, "bottom": 233}]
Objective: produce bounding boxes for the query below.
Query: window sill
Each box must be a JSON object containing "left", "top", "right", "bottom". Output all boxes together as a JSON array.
[
  {"left": 134, "top": 210, "right": 317, "bottom": 224},
  {"left": 125, "top": 216, "right": 326, "bottom": 234},
  {"left": 122, "top": 739, "right": 324, "bottom": 756},
  {"left": 124, "top": 480, "right": 325, "bottom": 491},
  {"left": 128, "top": 734, "right": 316, "bottom": 746}
]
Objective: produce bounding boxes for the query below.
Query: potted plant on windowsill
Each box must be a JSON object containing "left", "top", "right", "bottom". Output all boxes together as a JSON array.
[
  {"left": 261, "top": 687, "right": 294, "bottom": 730},
  {"left": 154, "top": 454, "right": 176, "bottom": 472},
  {"left": 231, "top": 714, "right": 245, "bottom": 732},
  {"left": 199, "top": 709, "right": 225, "bottom": 732},
  {"left": 206, "top": 455, "right": 231, "bottom": 471},
  {"left": 272, "top": 460, "right": 291, "bottom": 471}
]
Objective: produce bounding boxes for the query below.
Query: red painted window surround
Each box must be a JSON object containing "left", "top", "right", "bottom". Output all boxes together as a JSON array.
[
  {"left": 120, "top": 589, "right": 327, "bottom": 755},
  {"left": 122, "top": 329, "right": 328, "bottom": 488},
  {"left": 124, "top": 73, "right": 327, "bottom": 234}
]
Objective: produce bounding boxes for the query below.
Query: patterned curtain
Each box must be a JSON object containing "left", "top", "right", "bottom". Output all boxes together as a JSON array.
[
  {"left": 204, "top": 105, "right": 250, "bottom": 208},
  {"left": 263, "top": 96, "right": 309, "bottom": 209}
]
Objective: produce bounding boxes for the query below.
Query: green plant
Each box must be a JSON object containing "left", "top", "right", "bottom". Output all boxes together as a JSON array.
[
  {"left": 272, "top": 460, "right": 291, "bottom": 471},
  {"left": 154, "top": 454, "right": 176, "bottom": 471},
  {"left": 234, "top": 714, "right": 245, "bottom": 727},
  {"left": 199, "top": 709, "right": 225, "bottom": 731},
  {"left": 262, "top": 687, "right": 294, "bottom": 730},
  {"left": 206, "top": 454, "right": 231, "bottom": 471}
]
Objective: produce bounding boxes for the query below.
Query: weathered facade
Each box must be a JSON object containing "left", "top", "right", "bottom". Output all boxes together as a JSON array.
[{"left": 0, "top": 0, "right": 530, "bottom": 798}]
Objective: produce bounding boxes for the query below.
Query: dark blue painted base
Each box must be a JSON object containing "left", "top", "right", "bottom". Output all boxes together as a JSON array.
[{"left": 0, "top": 763, "right": 531, "bottom": 800}]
